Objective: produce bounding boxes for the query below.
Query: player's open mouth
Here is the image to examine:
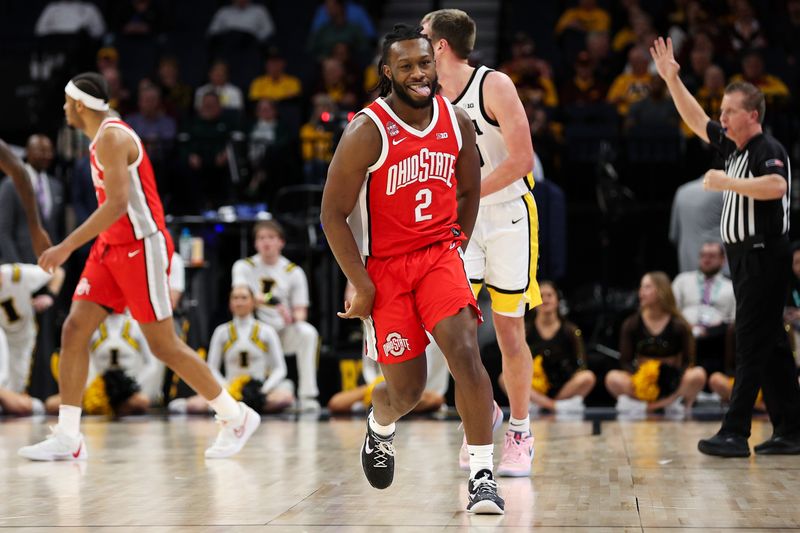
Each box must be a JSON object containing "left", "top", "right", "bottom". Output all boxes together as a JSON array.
[{"left": 408, "top": 83, "right": 431, "bottom": 97}]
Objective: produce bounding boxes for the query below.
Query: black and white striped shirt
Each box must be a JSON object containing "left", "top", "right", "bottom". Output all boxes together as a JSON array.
[{"left": 706, "top": 121, "right": 791, "bottom": 244}]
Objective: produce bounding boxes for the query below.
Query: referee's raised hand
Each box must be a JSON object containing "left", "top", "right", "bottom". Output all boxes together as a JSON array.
[{"left": 650, "top": 37, "right": 680, "bottom": 82}]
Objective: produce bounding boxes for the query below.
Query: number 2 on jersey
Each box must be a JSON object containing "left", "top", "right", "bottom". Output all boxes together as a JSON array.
[{"left": 415, "top": 188, "right": 432, "bottom": 222}]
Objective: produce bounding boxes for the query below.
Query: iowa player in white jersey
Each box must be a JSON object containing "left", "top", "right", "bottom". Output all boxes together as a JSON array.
[
  {"left": 45, "top": 313, "right": 159, "bottom": 415},
  {"left": 0, "top": 263, "right": 63, "bottom": 415},
  {"left": 172, "top": 286, "right": 294, "bottom": 414},
  {"left": 231, "top": 220, "right": 320, "bottom": 410},
  {"left": 422, "top": 9, "right": 539, "bottom": 477}
]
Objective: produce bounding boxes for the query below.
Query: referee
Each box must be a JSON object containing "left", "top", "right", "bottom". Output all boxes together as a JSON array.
[{"left": 651, "top": 37, "right": 800, "bottom": 457}]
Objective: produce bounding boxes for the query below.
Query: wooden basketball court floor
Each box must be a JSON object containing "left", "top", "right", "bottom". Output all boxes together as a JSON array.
[{"left": 1, "top": 413, "right": 799, "bottom": 532}]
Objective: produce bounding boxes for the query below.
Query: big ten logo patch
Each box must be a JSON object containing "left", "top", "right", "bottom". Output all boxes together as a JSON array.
[
  {"left": 339, "top": 358, "right": 363, "bottom": 391},
  {"left": 386, "top": 121, "right": 399, "bottom": 137},
  {"left": 383, "top": 332, "right": 410, "bottom": 357}
]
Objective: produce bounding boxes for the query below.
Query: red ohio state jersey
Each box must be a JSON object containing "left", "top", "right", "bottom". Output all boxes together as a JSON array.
[
  {"left": 89, "top": 118, "right": 168, "bottom": 245},
  {"left": 347, "top": 94, "right": 464, "bottom": 258}
]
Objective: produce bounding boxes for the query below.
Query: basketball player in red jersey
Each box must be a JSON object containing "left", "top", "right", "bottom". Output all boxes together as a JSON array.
[
  {"left": 18, "top": 72, "right": 260, "bottom": 461},
  {"left": 0, "top": 139, "right": 52, "bottom": 256},
  {"left": 321, "top": 25, "right": 504, "bottom": 514}
]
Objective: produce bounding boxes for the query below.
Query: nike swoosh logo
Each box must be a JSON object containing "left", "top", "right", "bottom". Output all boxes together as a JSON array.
[
  {"left": 392, "top": 137, "right": 407, "bottom": 146},
  {"left": 364, "top": 437, "right": 373, "bottom": 454},
  {"left": 72, "top": 442, "right": 82, "bottom": 458},
  {"left": 128, "top": 249, "right": 141, "bottom": 258},
  {"left": 233, "top": 411, "right": 248, "bottom": 438},
  {"left": 511, "top": 217, "right": 524, "bottom": 224}
]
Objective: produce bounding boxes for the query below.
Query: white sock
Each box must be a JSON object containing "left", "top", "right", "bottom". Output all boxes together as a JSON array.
[
  {"left": 468, "top": 444, "right": 494, "bottom": 478},
  {"left": 368, "top": 410, "right": 395, "bottom": 437},
  {"left": 58, "top": 405, "right": 82, "bottom": 439},
  {"left": 208, "top": 390, "right": 242, "bottom": 421},
  {"left": 508, "top": 415, "right": 530, "bottom": 435}
]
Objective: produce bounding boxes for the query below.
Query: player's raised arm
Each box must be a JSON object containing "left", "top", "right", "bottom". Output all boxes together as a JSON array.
[
  {"left": 478, "top": 71, "right": 534, "bottom": 198},
  {"left": 39, "top": 128, "right": 133, "bottom": 273},
  {"left": 453, "top": 107, "right": 481, "bottom": 248},
  {"left": 0, "top": 139, "right": 51, "bottom": 256},
  {"left": 650, "top": 36, "right": 710, "bottom": 143},
  {"left": 320, "top": 114, "right": 381, "bottom": 319}
]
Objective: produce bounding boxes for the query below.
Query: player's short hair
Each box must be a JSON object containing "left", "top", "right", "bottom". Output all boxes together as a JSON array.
[
  {"left": 421, "top": 9, "right": 476, "bottom": 60},
  {"left": 725, "top": 81, "right": 765, "bottom": 124},
  {"left": 69, "top": 72, "right": 110, "bottom": 103},
  {"left": 253, "top": 219, "right": 285, "bottom": 240},
  {"left": 374, "top": 24, "right": 431, "bottom": 97}
]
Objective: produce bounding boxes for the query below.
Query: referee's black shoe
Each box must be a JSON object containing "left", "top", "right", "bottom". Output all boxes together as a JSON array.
[
  {"left": 360, "top": 408, "right": 395, "bottom": 489},
  {"left": 754, "top": 434, "right": 800, "bottom": 455},
  {"left": 698, "top": 431, "right": 750, "bottom": 457}
]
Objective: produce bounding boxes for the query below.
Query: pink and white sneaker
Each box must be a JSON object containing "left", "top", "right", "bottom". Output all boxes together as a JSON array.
[
  {"left": 459, "top": 401, "right": 504, "bottom": 471},
  {"left": 205, "top": 403, "right": 261, "bottom": 459},
  {"left": 496, "top": 430, "right": 534, "bottom": 477},
  {"left": 18, "top": 426, "right": 87, "bottom": 462}
]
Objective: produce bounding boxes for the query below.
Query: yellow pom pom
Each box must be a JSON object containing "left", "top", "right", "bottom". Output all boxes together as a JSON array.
[
  {"left": 363, "top": 375, "right": 385, "bottom": 407},
  {"left": 227, "top": 374, "right": 252, "bottom": 401},
  {"left": 531, "top": 355, "right": 550, "bottom": 395},
  {"left": 631, "top": 359, "right": 661, "bottom": 402},
  {"left": 82, "top": 375, "right": 112, "bottom": 415}
]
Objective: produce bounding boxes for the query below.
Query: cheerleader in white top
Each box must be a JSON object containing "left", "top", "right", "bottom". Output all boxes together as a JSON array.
[{"left": 172, "top": 286, "right": 294, "bottom": 414}]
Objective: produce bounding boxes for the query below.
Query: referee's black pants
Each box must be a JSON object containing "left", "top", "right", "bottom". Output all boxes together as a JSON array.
[{"left": 722, "top": 236, "right": 800, "bottom": 438}]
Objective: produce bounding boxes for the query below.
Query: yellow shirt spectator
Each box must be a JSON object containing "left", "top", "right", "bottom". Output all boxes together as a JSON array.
[
  {"left": 248, "top": 74, "right": 302, "bottom": 102},
  {"left": 607, "top": 72, "right": 653, "bottom": 115},
  {"left": 555, "top": 6, "right": 610, "bottom": 34}
]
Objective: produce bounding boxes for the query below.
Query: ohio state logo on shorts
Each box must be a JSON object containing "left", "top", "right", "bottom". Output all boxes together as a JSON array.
[
  {"left": 383, "top": 332, "right": 410, "bottom": 357},
  {"left": 75, "top": 277, "right": 91, "bottom": 296}
]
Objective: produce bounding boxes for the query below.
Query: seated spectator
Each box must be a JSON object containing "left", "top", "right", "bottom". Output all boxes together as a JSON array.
[
  {"left": 725, "top": 0, "right": 767, "bottom": 54},
  {"left": 605, "top": 272, "right": 707, "bottom": 417},
  {"left": 311, "top": 0, "right": 376, "bottom": 43},
  {"left": 125, "top": 83, "right": 176, "bottom": 164},
  {"left": 246, "top": 99, "right": 291, "bottom": 199},
  {"left": 157, "top": 56, "right": 193, "bottom": 118},
  {"left": 34, "top": 0, "right": 105, "bottom": 38},
  {"left": 669, "top": 0, "right": 714, "bottom": 57},
  {"left": 102, "top": 66, "right": 133, "bottom": 116},
  {"left": 169, "top": 286, "right": 294, "bottom": 415},
  {"left": 329, "top": 349, "right": 446, "bottom": 415},
  {"left": 626, "top": 76, "right": 680, "bottom": 130},
  {"left": 207, "top": 0, "right": 274, "bottom": 43},
  {"left": 708, "top": 370, "right": 766, "bottom": 412},
  {"left": 607, "top": 45, "right": 653, "bottom": 116},
  {"left": 313, "top": 57, "right": 361, "bottom": 111},
  {"left": 688, "top": 64, "right": 725, "bottom": 136},
  {"left": 194, "top": 61, "right": 244, "bottom": 114},
  {"left": 672, "top": 242, "right": 735, "bottom": 377},
  {"left": 585, "top": 30, "right": 617, "bottom": 85},
  {"left": 231, "top": 221, "right": 320, "bottom": 411},
  {"left": 180, "top": 92, "right": 235, "bottom": 209},
  {"left": 612, "top": 7, "right": 655, "bottom": 54},
  {"left": 249, "top": 47, "right": 303, "bottom": 103},
  {"left": 555, "top": 0, "right": 610, "bottom": 35},
  {"left": 680, "top": 45, "right": 713, "bottom": 95},
  {"left": 112, "top": 0, "right": 166, "bottom": 37},
  {"left": 46, "top": 312, "right": 158, "bottom": 415},
  {"left": 730, "top": 51, "right": 790, "bottom": 110},
  {"left": 307, "top": 0, "right": 368, "bottom": 62},
  {"left": 779, "top": 0, "right": 800, "bottom": 72},
  {"left": 499, "top": 281, "right": 595, "bottom": 413},
  {"left": 559, "top": 51, "right": 609, "bottom": 106},
  {"left": 0, "top": 264, "right": 63, "bottom": 416},
  {"left": 300, "top": 94, "right": 337, "bottom": 182},
  {"left": 499, "top": 32, "right": 553, "bottom": 85},
  {"left": 96, "top": 46, "right": 120, "bottom": 74}
]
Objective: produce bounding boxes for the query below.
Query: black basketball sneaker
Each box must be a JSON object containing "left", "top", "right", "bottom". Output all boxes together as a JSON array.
[
  {"left": 467, "top": 469, "right": 505, "bottom": 514},
  {"left": 360, "top": 408, "right": 396, "bottom": 489}
]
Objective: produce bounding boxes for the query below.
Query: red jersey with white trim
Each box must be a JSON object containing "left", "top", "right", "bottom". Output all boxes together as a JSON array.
[
  {"left": 89, "top": 118, "right": 167, "bottom": 245},
  {"left": 347, "top": 94, "right": 463, "bottom": 258}
]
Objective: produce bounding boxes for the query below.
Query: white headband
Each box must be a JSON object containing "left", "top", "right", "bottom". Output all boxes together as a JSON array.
[{"left": 65, "top": 80, "right": 109, "bottom": 111}]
